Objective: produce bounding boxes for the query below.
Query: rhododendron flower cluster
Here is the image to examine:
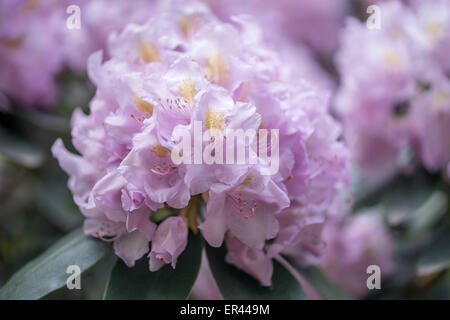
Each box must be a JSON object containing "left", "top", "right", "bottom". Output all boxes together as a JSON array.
[
  {"left": 335, "top": 0, "right": 450, "bottom": 180},
  {"left": 52, "top": 1, "right": 350, "bottom": 285},
  {"left": 0, "top": 0, "right": 155, "bottom": 107},
  {"left": 0, "top": 0, "right": 64, "bottom": 106},
  {"left": 207, "top": 0, "right": 350, "bottom": 57},
  {"left": 320, "top": 211, "right": 394, "bottom": 298}
]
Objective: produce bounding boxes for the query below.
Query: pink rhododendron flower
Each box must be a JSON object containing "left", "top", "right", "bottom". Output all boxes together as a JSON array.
[
  {"left": 53, "top": 0, "right": 350, "bottom": 283},
  {"left": 320, "top": 211, "right": 395, "bottom": 298},
  {"left": 335, "top": 0, "right": 450, "bottom": 181},
  {"left": 149, "top": 216, "right": 188, "bottom": 271},
  {"left": 225, "top": 235, "right": 273, "bottom": 286}
]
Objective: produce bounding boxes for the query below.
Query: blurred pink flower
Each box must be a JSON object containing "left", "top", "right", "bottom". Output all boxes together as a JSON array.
[
  {"left": 320, "top": 212, "right": 395, "bottom": 298},
  {"left": 0, "top": 0, "right": 155, "bottom": 108},
  {"left": 335, "top": 0, "right": 450, "bottom": 180},
  {"left": 0, "top": 0, "right": 64, "bottom": 107}
]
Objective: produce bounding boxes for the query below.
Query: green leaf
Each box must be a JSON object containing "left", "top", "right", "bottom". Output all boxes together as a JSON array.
[
  {"left": 293, "top": 265, "right": 351, "bottom": 300},
  {"left": 18, "top": 110, "right": 70, "bottom": 133},
  {"left": 205, "top": 244, "right": 308, "bottom": 300},
  {"left": 408, "top": 190, "right": 448, "bottom": 235},
  {"left": 353, "top": 170, "right": 438, "bottom": 227},
  {"left": 422, "top": 270, "right": 450, "bottom": 299},
  {"left": 36, "top": 179, "right": 83, "bottom": 232},
  {"left": 104, "top": 232, "right": 202, "bottom": 300},
  {"left": 417, "top": 231, "right": 450, "bottom": 276},
  {"left": 0, "top": 126, "right": 44, "bottom": 169},
  {"left": 0, "top": 227, "right": 112, "bottom": 300}
]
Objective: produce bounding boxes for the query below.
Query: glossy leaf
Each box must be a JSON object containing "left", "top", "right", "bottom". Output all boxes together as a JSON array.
[
  {"left": 408, "top": 190, "right": 448, "bottom": 235},
  {"left": 104, "top": 232, "right": 202, "bottom": 300},
  {"left": 294, "top": 265, "right": 351, "bottom": 300},
  {"left": 205, "top": 244, "right": 308, "bottom": 300},
  {"left": 0, "top": 126, "right": 44, "bottom": 169},
  {"left": 417, "top": 231, "right": 450, "bottom": 276},
  {"left": 0, "top": 227, "right": 112, "bottom": 300}
]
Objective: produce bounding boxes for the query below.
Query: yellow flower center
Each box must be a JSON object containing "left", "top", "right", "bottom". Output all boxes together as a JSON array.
[
  {"left": 179, "top": 15, "right": 202, "bottom": 39},
  {"left": 204, "top": 54, "right": 229, "bottom": 85},
  {"left": 137, "top": 41, "right": 161, "bottom": 63},
  {"left": 151, "top": 144, "right": 170, "bottom": 158},
  {"left": 241, "top": 174, "right": 252, "bottom": 186},
  {"left": 205, "top": 108, "right": 225, "bottom": 131},
  {"left": 178, "top": 79, "right": 196, "bottom": 103},
  {"left": 384, "top": 50, "right": 401, "bottom": 68},
  {"left": 22, "top": 0, "right": 39, "bottom": 12},
  {"left": 433, "top": 90, "right": 450, "bottom": 108},
  {"left": 1, "top": 35, "right": 25, "bottom": 50},
  {"left": 135, "top": 96, "right": 154, "bottom": 115},
  {"left": 427, "top": 20, "right": 444, "bottom": 39}
]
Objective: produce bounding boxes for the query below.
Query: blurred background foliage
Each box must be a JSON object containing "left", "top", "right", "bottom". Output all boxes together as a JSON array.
[
  {"left": 1, "top": 0, "right": 450, "bottom": 300},
  {"left": 0, "top": 73, "right": 94, "bottom": 297}
]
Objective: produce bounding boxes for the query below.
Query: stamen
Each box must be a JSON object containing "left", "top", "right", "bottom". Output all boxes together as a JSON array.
[
  {"left": 205, "top": 108, "right": 225, "bottom": 130},
  {"left": 248, "top": 207, "right": 255, "bottom": 219},
  {"left": 227, "top": 194, "right": 256, "bottom": 219},
  {"left": 112, "top": 150, "right": 124, "bottom": 160},
  {"left": 150, "top": 166, "right": 175, "bottom": 176},
  {"left": 158, "top": 97, "right": 191, "bottom": 121},
  {"left": 227, "top": 194, "right": 242, "bottom": 212},
  {"left": 130, "top": 113, "right": 144, "bottom": 126},
  {"left": 178, "top": 79, "right": 196, "bottom": 103}
]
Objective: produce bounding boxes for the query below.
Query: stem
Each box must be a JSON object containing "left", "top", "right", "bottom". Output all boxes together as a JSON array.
[{"left": 274, "top": 255, "right": 321, "bottom": 300}]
